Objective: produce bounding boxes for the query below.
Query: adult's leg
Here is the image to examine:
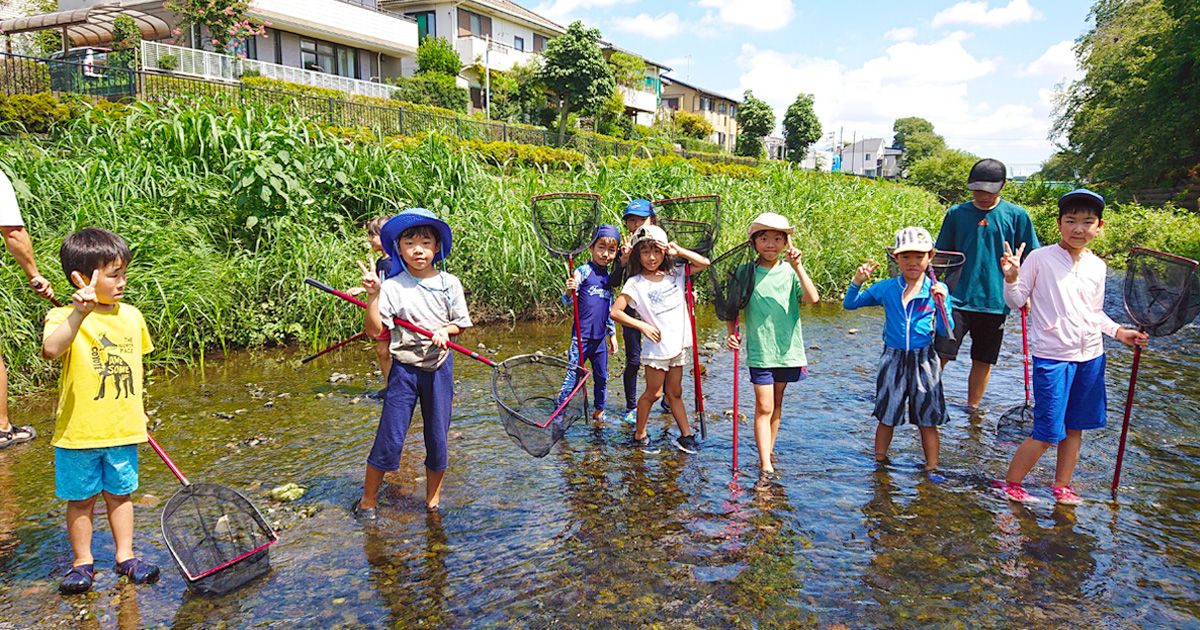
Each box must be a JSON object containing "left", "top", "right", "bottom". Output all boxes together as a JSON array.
[
  {"left": 103, "top": 491, "right": 134, "bottom": 564},
  {"left": 662, "top": 365, "right": 691, "bottom": 436},
  {"left": 966, "top": 361, "right": 993, "bottom": 409},
  {"left": 622, "top": 325, "right": 642, "bottom": 411},
  {"left": 67, "top": 496, "right": 98, "bottom": 566},
  {"left": 636, "top": 367, "right": 666, "bottom": 439},
  {"left": 753, "top": 383, "right": 777, "bottom": 472}
]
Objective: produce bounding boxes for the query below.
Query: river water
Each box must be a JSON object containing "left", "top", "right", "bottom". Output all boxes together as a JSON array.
[{"left": 0, "top": 278, "right": 1197, "bottom": 628}]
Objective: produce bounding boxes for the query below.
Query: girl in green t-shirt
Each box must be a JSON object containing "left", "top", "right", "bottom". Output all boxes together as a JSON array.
[{"left": 724, "top": 213, "right": 819, "bottom": 476}]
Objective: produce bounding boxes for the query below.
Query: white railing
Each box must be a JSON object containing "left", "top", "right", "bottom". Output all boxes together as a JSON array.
[
  {"left": 455, "top": 36, "right": 537, "bottom": 73},
  {"left": 618, "top": 85, "right": 657, "bottom": 113},
  {"left": 141, "top": 41, "right": 396, "bottom": 100}
]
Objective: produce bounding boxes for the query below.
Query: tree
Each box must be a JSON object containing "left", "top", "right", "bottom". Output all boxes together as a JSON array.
[
  {"left": 782, "top": 92, "right": 821, "bottom": 163},
  {"left": 1053, "top": 0, "right": 1200, "bottom": 187},
  {"left": 1034, "top": 150, "right": 1084, "bottom": 182},
  {"left": 906, "top": 148, "right": 979, "bottom": 204},
  {"left": 607, "top": 51, "right": 646, "bottom": 88},
  {"left": 109, "top": 15, "right": 142, "bottom": 69},
  {"left": 673, "top": 110, "right": 713, "bottom": 140},
  {"left": 165, "top": 0, "right": 267, "bottom": 56},
  {"left": 416, "top": 36, "right": 461, "bottom": 76},
  {"left": 483, "top": 59, "right": 553, "bottom": 124},
  {"left": 734, "top": 90, "right": 774, "bottom": 158},
  {"left": 536, "top": 21, "right": 615, "bottom": 143},
  {"left": 892, "top": 117, "right": 945, "bottom": 173}
]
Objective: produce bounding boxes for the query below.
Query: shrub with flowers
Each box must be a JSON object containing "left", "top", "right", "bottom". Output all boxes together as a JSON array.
[{"left": 165, "top": 0, "right": 269, "bottom": 58}]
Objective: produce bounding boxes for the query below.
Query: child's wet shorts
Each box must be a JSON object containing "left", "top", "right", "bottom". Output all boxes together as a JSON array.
[
  {"left": 55, "top": 444, "right": 140, "bottom": 501},
  {"left": 934, "top": 309, "right": 1007, "bottom": 365},
  {"left": 873, "top": 345, "right": 947, "bottom": 427},
  {"left": 749, "top": 366, "right": 808, "bottom": 386},
  {"left": 642, "top": 350, "right": 689, "bottom": 371},
  {"left": 1031, "top": 354, "right": 1107, "bottom": 444}
]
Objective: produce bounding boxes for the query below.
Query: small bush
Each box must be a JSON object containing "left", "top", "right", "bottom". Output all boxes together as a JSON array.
[
  {"left": 158, "top": 54, "right": 179, "bottom": 71},
  {"left": 391, "top": 73, "right": 468, "bottom": 113},
  {"left": 460, "top": 138, "right": 584, "bottom": 169},
  {"left": 0, "top": 92, "right": 72, "bottom": 132},
  {"left": 416, "top": 36, "right": 462, "bottom": 76},
  {"left": 674, "top": 110, "right": 714, "bottom": 140}
]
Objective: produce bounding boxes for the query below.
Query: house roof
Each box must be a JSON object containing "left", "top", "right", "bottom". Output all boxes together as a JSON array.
[
  {"left": 0, "top": 2, "right": 172, "bottom": 46},
  {"left": 380, "top": 0, "right": 565, "bottom": 35},
  {"left": 601, "top": 42, "right": 671, "bottom": 71},
  {"left": 660, "top": 74, "right": 739, "bottom": 104}
]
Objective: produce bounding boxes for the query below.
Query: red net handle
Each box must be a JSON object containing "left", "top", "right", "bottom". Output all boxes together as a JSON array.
[{"left": 304, "top": 278, "right": 497, "bottom": 368}]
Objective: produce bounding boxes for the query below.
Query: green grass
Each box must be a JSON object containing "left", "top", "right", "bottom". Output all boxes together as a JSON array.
[{"left": 0, "top": 100, "right": 1195, "bottom": 393}]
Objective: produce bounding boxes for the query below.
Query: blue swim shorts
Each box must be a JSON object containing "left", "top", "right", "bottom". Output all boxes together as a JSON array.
[
  {"left": 749, "top": 366, "right": 808, "bottom": 386},
  {"left": 1031, "top": 354, "right": 1107, "bottom": 444},
  {"left": 55, "top": 444, "right": 140, "bottom": 501}
]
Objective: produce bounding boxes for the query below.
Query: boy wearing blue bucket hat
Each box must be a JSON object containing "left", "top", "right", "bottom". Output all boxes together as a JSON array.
[
  {"left": 561, "top": 224, "right": 621, "bottom": 421},
  {"left": 354, "top": 208, "right": 472, "bottom": 518}
]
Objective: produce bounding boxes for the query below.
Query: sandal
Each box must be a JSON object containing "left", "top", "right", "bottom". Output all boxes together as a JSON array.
[
  {"left": 59, "top": 564, "right": 95, "bottom": 595},
  {"left": 114, "top": 557, "right": 160, "bottom": 584},
  {"left": 0, "top": 424, "right": 36, "bottom": 449}
]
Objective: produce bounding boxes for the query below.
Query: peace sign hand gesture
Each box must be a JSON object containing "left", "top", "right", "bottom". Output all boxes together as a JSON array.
[
  {"left": 1000, "top": 241, "right": 1025, "bottom": 283},
  {"left": 357, "top": 260, "right": 381, "bottom": 297},
  {"left": 853, "top": 260, "right": 880, "bottom": 285},
  {"left": 70, "top": 270, "right": 99, "bottom": 315}
]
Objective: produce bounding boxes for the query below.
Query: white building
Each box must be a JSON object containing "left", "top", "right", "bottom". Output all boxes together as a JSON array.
[{"left": 837, "top": 137, "right": 902, "bottom": 178}]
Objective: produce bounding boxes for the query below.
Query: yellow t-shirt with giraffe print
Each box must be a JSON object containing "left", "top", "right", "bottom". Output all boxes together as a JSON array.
[{"left": 43, "top": 304, "right": 153, "bottom": 449}]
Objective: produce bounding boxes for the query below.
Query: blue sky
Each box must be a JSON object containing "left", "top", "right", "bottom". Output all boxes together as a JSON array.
[{"left": 530, "top": 0, "right": 1092, "bottom": 174}]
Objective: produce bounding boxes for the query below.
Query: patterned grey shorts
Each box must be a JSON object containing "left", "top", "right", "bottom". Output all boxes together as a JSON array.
[{"left": 873, "top": 345, "right": 947, "bottom": 427}]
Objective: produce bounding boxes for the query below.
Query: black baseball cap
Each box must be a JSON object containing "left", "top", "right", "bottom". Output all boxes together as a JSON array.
[{"left": 967, "top": 158, "right": 1006, "bottom": 194}]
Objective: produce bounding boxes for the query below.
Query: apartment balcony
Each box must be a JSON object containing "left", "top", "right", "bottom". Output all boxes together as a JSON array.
[
  {"left": 250, "top": 0, "right": 418, "bottom": 58},
  {"left": 619, "top": 85, "right": 657, "bottom": 114},
  {"left": 141, "top": 41, "right": 397, "bottom": 99},
  {"left": 455, "top": 36, "right": 537, "bottom": 73}
]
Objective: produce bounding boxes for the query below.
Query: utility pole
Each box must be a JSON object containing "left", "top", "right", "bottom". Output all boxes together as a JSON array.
[
  {"left": 484, "top": 34, "right": 491, "bottom": 120},
  {"left": 851, "top": 131, "right": 856, "bottom": 175}
]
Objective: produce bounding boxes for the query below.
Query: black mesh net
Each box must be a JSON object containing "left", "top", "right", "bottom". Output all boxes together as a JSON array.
[
  {"left": 1124, "top": 247, "right": 1200, "bottom": 337},
  {"left": 652, "top": 195, "right": 721, "bottom": 255},
  {"left": 709, "top": 242, "right": 758, "bottom": 321},
  {"left": 492, "top": 354, "right": 590, "bottom": 458},
  {"left": 997, "top": 403, "right": 1034, "bottom": 442},
  {"left": 530, "top": 192, "right": 601, "bottom": 257},
  {"left": 161, "top": 482, "right": 277, "bottom": 596},
  {"left": 886, "top": 250, "right": 966, "bottom": 291}
]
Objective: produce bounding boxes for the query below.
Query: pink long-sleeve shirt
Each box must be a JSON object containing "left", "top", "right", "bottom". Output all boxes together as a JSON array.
[{"left": 1003, "top": 243, "right": 1122, "bottom": 362}]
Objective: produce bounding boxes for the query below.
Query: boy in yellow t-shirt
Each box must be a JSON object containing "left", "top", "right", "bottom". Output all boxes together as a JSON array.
[{"left": 42, "top": 228, "right": 159, "bottom": 595}]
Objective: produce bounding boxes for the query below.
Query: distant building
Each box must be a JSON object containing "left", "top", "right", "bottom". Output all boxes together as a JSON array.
[
  {"left": 659, "top": 74, "right": 739, "bottom": 153},
  {"left": 837, "top": 137, "right": 902, "bottom": 178},
  {"left": 764, "top": 136, "right": 784, "bottom": 161}
]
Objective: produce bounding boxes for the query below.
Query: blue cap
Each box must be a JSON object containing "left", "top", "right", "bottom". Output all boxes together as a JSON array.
[
  {"left": 1058, "top": 188, "right": 1105, "bottom": 213},
  {"left": 380, "top": 208, "right": 452, "bottom": 278},
  {"left": 623, "top": 199, "right": 654, "bottom": 218},
  {"left": 592, "top": 224, "right": 620, "bottom": 245}
]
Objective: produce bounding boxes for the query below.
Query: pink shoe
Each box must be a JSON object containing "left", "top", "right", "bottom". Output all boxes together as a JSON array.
[
  {"left": 1000, "top": 482, "right": 1040, "bottom": 504},
  {"left": 1051, "top": 485, "right": 1083, "bottom": 506}
]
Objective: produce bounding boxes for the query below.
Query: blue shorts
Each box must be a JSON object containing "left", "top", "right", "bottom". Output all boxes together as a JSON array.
[
  {"left": 55, "top": 445, "right": 140, "bottom": 501},
  {"left": 749, "top": 366, "right": 808, "bottom": 386},
  {"left": 369, "top": 354, "right": 454, "bottom": 472},
  {"left": 1031, "top": 354, "right": 1107, "bottom": 444}
]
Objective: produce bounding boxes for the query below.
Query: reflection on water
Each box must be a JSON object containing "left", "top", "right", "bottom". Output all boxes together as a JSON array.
[{"left": 0, "top": 275, "right": 1197, "bottom": 627}]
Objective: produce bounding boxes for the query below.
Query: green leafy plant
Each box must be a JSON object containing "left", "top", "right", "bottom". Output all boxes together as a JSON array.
[
  {"left": 536, "top": 21, "right": 614, "bottom": 143},
  {"left": 165, "top": 0, "right": 269, "bottom": 57},
  {"left": 416, "top": 36, "right": 462, "bottom": 77},
  {"left": 673, "top": 110, "right": 713, "bottom": 141},
  {"left": 0, "top": 92, "right": 72, "bottom": 132},
  {"left": 735, "top": 90, "right": 774, "bottom": 158},
  {"left": 158, "top": 54, "right": 180, "bottom": 71},
  {"left": 782, "top": 92, "right": 821, "bottom": 163}
]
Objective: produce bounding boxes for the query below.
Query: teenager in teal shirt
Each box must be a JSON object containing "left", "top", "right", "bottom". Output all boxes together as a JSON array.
[{"left": 933, "top": 158, "right": 1039, "bottom": 411}]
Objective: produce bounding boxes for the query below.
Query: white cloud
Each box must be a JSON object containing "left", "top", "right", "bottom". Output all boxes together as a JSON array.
[
  {"left": 931, "top": 0, "right": 1042, "bottom": 28},
  {"left": 732, "top": 33, "right": 1058, "bottom": 166},
  {"left": 612, "top": 12, "right": 684, "bottom": 39},
  {"left": 884, "top": 27, "right": 918, "bottom": 42},
  {"left": 696, "top": 0, "right": 795, "bottom": 32},
  {"left": 1022, "top": 40, "right": 1080, "bottom": 80},
  {"left": 532, "top": 0, "right": 638, "bottom": 25}
]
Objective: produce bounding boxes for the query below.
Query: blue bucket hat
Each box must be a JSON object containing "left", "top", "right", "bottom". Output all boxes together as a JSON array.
[
  {"left": 623, "top": 199, "right": 654, "bottom": 218},
  {"left": 1057, "top": 188, "right": 1105, "bottom": 215},
  {"left": 380, "top": 208, "right": 452, "bottom": 278},
  {"left": 591, "top": 224, "right": 620, "bottom": 245}
]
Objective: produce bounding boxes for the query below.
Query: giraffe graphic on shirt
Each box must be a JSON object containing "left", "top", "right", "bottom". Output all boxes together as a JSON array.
[{"left": 90, "top": 334, "right": 135, "bottom": 400}]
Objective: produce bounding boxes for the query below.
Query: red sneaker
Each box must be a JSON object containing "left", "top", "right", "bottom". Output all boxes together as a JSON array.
[
  {"left": 1051, "top": 485, "right": 1083, "bottom": 506},
  {"left": 1000, "top": 482, "right": 1040, "bottom": 504}
]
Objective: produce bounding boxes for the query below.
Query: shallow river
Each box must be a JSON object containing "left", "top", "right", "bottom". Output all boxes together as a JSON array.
[{"left": 1, "top": 277, "right": 1197, "bottom": 628}]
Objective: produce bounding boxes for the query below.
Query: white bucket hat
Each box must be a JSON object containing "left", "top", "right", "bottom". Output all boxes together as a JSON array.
[
  {"left": 747, "top": 212, "right": 794, "bottom": 239},
  {"left": 890, "top": 226, "right": 934, "bottom": 255},
  {"left": 631, "top": 224, "right": 670, "bottom": 248}
]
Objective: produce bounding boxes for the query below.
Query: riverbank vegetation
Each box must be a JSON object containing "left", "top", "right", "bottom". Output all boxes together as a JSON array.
[{"left": 1, "top": 99, "right": 1196, "bottom": 392}]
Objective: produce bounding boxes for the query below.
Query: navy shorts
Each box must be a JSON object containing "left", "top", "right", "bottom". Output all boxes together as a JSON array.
[
  {"left": 934, "top": 309, "right": 1006, "bottom": 365},
  {"left": 368, "top": 354, "right": 454, "bottom": 472},
  {"left": 1031, "top": 354, "right": 1107, "bottom": 444},
  {"left": 749, "top": 366, "right": 807, "bottom": 386}
]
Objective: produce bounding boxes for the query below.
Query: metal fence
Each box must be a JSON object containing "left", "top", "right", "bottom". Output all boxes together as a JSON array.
[{"left": 0, "top": 51, "right": 759, "bottom": 168}]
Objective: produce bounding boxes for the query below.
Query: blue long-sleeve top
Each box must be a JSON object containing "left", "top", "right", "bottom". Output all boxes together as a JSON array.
[
  {"left": 561, "top": 261, "right": 616, "bottom": 339},
  {"left": 843, "top": 275, "right": 953, "bottom": 351}
]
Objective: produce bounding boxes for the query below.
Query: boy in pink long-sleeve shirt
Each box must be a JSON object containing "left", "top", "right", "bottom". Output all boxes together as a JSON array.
[{"left": 998, "top": 189, "right": 1148, "bottom": 505}]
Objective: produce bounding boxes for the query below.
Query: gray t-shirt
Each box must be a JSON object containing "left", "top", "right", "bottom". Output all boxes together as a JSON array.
[{"left": 378, "top": 270, "right": 472, "bottom": 371}]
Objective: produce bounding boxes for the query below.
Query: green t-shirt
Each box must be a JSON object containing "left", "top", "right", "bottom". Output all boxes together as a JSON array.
[
  {"left": 934, "top": 198, "right": 1040, "bottom": 315},
  {"left": 744, "top": 262, "right": 808, "bottom": 368}
]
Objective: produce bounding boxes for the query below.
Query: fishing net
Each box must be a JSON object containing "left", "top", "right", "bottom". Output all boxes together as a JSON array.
[
  {"left": 709, "top": 242, "right": 758, "bottom": 321},
  {"left": 161, "top": 482, "right": 277, "bottom": 596},
  {"left": 530, "top": 192, "right": 601, "bottom": 258},
  {"left": 997, "top": 308, "right": 1035, "bottom": 441},
  {"left": 1124, "top": 247, "right": 1200, "bottom": 337},
  {"left": 886, "top": 250, "right": 966, "bottom": 290},
  {"left": 492, "top": 354, "right": 591, "bottom": 458},
  {"left": 652, "top": 195, "right": 721, "bottom": 256}
]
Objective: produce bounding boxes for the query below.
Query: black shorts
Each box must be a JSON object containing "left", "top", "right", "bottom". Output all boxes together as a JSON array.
[{"left": 933, "top": 309, "right": 1007, "bottom": 365}]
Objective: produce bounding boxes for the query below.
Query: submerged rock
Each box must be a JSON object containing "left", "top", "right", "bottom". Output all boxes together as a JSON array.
[{"left": 269, "top": 483, "right": 307, "bottom": 502}]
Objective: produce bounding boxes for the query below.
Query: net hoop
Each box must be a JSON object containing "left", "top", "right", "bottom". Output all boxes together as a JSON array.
[
  {"left": 530, "top": 192, "right": 601, "bottom": 258},
  {"left": 160, "top": 482, "right": 278, "bottom": 591},
  {"left": 709, "top": 241, "right": 758, "bottom": 322},
  {"left": 1123, "top": 247, "right": 1200, "bottom": 336},
  {"left": 652, "top": 195, "right": 721, "bottom": 256},
  {"left": 492, "top": 353, "right": 591, "bottom": 429}
]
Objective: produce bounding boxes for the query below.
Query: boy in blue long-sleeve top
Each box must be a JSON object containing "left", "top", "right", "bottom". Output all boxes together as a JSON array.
[
  {"left": 561, "top": 225, "right": 621, "bottom": 422},
  {"left": 844, "top": 227, "right": 953, "bottom": 470}
]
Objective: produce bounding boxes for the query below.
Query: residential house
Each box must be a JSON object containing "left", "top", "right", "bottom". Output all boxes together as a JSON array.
[
  {"left": 600, "top": 42, "right": 668, "bottom": 127},
  {"left": 659, "top": 75, "right": 739, "bottom": 153},
  {"left": 837, "top": 137, "right": 902, "bottom": 178},
  {"left": 4, "top": 1, "right": 420, "bottom": 98},
  {"left": 381, "top": 1, "right": 664, "bottom": 123},
  {"left": 764, "top": 136, "right": 784, "bottom": 161}
]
